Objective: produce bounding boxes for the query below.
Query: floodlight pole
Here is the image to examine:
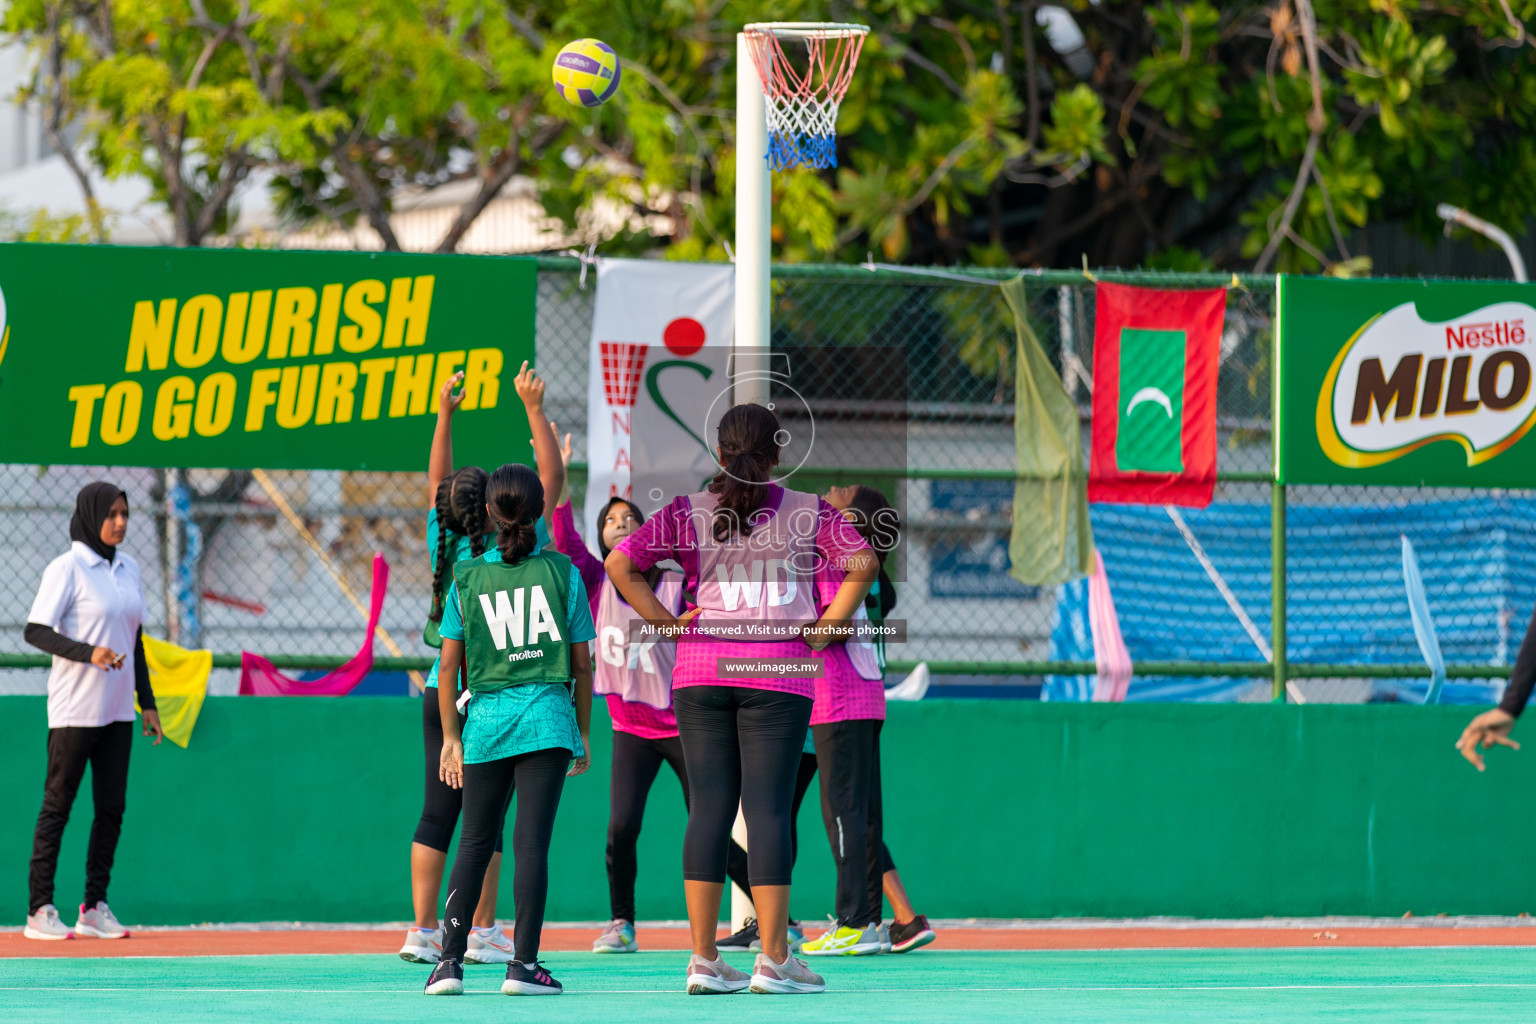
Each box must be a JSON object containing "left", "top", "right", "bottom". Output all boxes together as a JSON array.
[{"left": 735, "top": 32, "right": 771, "bottom": 406}]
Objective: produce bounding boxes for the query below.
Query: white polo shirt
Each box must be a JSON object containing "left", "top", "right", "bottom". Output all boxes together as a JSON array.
[{"left": 27, "top": 541, "right": 145, "bottom": 729}]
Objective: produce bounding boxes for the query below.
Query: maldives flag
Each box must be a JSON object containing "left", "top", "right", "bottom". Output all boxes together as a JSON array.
[{"left": 1088, "top": 281, "right": 1226, "bottom": 507}]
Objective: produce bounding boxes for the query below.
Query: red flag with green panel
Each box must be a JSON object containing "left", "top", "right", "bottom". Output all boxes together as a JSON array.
[{"left": 1088, "top": 281, "right": 1226, "bottom": 507}]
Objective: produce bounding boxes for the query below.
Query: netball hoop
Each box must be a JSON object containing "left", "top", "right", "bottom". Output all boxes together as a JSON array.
[
  {"left": 742, "top": 22, "right": 869, "bottom": 172},
  {"left": 726, "top": 23, "right": 869, "bottom": 933}
]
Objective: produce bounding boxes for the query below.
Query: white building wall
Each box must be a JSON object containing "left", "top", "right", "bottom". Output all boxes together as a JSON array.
[{"left": 0, "top": 43, "right": 46, "bottom": 176}]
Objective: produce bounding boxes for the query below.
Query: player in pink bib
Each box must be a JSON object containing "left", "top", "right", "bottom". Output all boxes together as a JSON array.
[{"left": 607, "top": 403, "right": 876, "bottom": 995}]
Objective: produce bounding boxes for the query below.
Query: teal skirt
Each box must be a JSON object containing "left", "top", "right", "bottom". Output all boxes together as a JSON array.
[{"left": 462, "top": 682, "right": 583, "bottom": 765}]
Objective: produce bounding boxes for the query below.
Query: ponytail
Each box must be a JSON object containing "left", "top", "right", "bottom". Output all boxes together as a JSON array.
[
  {"left": 707, "top": 403, "right": 782, "bottom": 541},
  {"left": 485, "top": 463, "right": 544, "bottom": 565}
]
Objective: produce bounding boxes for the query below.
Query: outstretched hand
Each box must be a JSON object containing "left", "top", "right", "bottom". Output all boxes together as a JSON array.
[
  {"left": 514, "top": 361, "right": 545, "bottom": 412},
  {"left": 437, "top": 371, "right": 465, "bottom": 417},
  {"left": 1456, "top": 708, "right": 1519, "bottom": 772},
  {"left": 555, "top": 422, "right": 573, "bottom": 467}
]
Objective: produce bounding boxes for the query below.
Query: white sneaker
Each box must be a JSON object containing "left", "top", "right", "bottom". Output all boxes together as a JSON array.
[
  {"left": 877, "top": 921, "right": 892, "bottom": 953},
  {"left": 466, "top": 923, "right": 516, "bottom": 964},
  {"left": 74, "top": 901, "right": 128, "bottom": 939},
  {"left": 749, "top": 951, "right": 826, "bottom": 994},
  {"left": 23, "top": 904, "right": 74, "bottom": 940},
  {"left": 686, "top": 952, "right": 751, "bottom": 994},
  {"left": 399, "top": 926, "right": 443, "bottom": 964}
]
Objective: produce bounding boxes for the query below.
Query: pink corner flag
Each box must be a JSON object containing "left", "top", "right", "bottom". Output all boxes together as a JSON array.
[
  {"left": 1088, "top": 551, "right": 1133, "bottom": 702},
  {"left": 239, "top": 553, "right": 389, "bottom": 696}
]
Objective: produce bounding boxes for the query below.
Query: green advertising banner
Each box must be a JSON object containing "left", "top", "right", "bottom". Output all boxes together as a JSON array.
[
  {"left": 0, "top": 244, "right": 536, "bottom": 471},
  {"left": 1277, "top": 275, "right": 1536, "bottom": 486}
]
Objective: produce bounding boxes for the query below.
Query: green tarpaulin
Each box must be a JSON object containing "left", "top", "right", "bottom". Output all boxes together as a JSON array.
[{"left": 1003, "top": 276, "right": 1094, "bottom": 585}]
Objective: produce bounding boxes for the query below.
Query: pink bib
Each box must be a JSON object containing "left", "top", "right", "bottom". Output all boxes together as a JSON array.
[
  {"left": 689, "top": 488, "right": 819, "bottom": 638},
  {"left": 593, "top": 574, "right": 682, "bottom": 710}
]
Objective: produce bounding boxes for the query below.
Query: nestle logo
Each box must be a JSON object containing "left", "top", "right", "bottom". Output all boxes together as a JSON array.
[{"left": 1446, "top": 319, "right": 1526, "bottom": 350}]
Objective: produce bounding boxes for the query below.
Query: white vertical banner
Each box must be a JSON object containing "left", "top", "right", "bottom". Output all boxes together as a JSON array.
[{"left": 584, "top": 259, "right": 735, "bottom": 549}]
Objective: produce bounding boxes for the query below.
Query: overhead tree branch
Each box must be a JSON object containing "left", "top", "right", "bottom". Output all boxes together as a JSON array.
[
  {"left": 41, "top": 4, "right": 104, "bottom": 242},
  {"left": 1254, "top": 0, "right": 1326, "bottom": 273}
]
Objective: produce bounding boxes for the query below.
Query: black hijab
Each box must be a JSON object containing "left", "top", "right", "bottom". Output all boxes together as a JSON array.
[{"left": 70, "top": 482, "right": 126, "bottom": 564}]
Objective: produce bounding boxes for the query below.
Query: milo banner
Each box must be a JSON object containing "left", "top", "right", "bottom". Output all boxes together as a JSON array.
[
  {"left": 0, "top": 244, "right": 536, "bottom": 471},
  {"left": 1278, "top": 276, "right": 1536, "bottom": 487},
  {"left": 583, "top": 259, "right": 734, "bottom": 546}
]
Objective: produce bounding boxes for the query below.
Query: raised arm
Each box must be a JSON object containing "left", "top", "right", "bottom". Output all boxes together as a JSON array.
[
  {"left": 514, "top": 361, "right": 565, "bottom": 527},
  {"left": 552, "top": 502, "right": 604, "bottom": 607},
  {"left": 427, "top": 371, "right": 466, "bottom": 503}
]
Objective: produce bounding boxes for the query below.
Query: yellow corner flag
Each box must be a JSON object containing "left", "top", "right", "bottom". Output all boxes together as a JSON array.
[{"left": 137, "top": 635, "right": 212, "bottom": 748}]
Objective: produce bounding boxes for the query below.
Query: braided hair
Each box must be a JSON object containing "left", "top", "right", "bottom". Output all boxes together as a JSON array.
[
  {"left": 707, "top": 404, "right": 781, "bottom": 541},
  {"left": 450, "top": 466, "right": 490, "bottom": 560},
  {"left": 428, "top": 474, "right": 466, "bottom": 623},
  {"left": 485, "top": 463, "right": 544, "bottom": 565}
]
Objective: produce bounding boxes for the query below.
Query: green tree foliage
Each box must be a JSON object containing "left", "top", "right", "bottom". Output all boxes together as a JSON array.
[{"left": 5, "top": 1, "right": 1536, "bottom": 270}]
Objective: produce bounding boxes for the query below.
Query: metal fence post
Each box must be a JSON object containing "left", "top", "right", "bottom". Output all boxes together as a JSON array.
[
  {"left": 163, "top": 466, "right": 183, "bottom": 645},
  {"left": 1272, "top": 479, "right": 1287, "bottom": 701}
]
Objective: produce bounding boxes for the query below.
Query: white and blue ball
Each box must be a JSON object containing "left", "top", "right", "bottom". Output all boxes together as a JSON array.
[{"left": 553, "top": 39, "right": 621, "bottom": 108}]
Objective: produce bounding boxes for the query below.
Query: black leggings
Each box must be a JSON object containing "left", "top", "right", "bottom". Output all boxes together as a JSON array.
[
  {"left": 814, "top": 719, "right": 894, "bottom": 927},
  {"left": 726, "top": 752, "right": 818, "bottom": 897},
  {"left": 440, "top": 747, "right": 568, "bottom": 963},
  {"left": 607, "top": 731, "right": 690, "bottom": 922},
  {"left": 29, "top": 721, "right": 132, "bottom": 913},
  {"left": 414, "top": 689, "right": 503, "bottom": 854},
  {"left": 726, "top": 749, "right": 897, "bottom": 918},
  {"left": 674, "top": 686, "right": 813, "bottom": 887}
]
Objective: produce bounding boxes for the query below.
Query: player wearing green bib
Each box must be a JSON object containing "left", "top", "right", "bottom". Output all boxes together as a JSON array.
[
  {"left": 424, "top": 463, "right": 596, "bottom": 998},
  {"left": 401, "top": 364, "right": 560, "bottom": 967}
]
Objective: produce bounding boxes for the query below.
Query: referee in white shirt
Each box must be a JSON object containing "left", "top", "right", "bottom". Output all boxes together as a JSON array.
[{"left": 22, "top": 482, "right": 162, "bottom": 941}]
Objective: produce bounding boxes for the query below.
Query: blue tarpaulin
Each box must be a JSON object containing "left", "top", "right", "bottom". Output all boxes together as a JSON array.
[{"left": 1046, "top": 498, "right": 1534, "bottom": 703}]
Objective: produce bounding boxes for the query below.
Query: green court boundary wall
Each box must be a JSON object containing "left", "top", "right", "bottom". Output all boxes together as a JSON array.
[{"left": 3, "top": 696, "right": 1532, "bottom": 926}]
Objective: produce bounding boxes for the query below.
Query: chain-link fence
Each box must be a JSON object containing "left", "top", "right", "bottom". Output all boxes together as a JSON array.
[{"left": 0, "top": 260, "right": 1516, "bottom": 702}]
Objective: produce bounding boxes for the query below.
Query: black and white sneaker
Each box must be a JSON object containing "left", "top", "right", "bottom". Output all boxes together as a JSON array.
[
  {"left": 888, "top": 914, "right": 937, "bottom": 953},
  {"left": 717, "top": 917, "right": 759, "bottom": 951},
  {"left": 424, "top": 958, "right": 464, "bottom": 995},
  {"left": 501, "top": 960, "right": 563, "bottom": 996}
]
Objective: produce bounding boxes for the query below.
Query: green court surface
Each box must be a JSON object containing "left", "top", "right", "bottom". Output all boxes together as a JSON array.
[{"left": 1, "top": 949, "right": 1532, "bottom": 1023}]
